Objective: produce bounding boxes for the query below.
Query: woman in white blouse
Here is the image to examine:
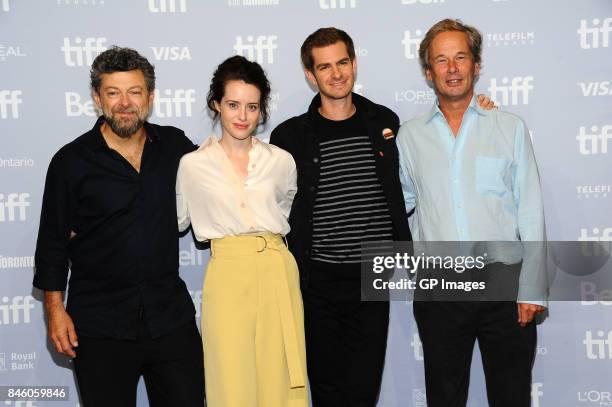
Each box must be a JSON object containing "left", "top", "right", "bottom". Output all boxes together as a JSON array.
[{"left": 176, "top": 56, "right": 307, "bottom": 407}]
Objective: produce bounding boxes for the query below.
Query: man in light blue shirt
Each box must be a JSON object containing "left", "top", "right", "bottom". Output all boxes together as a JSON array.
[{"left": 397, "top": 19, "right": 547, "bottom": 407}]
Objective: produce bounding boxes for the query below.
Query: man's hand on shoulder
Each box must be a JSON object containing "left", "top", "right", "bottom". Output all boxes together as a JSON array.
[
  {"left": 476, "top": 94, "right": 497, "bottom": 110},
  {"left": 44, "top": 291, "right": 78, "bottom": 358}
]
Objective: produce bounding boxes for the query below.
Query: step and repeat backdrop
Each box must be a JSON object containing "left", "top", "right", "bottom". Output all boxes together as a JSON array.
[{"left": 1, "top": 1, "right": 611, "bottom": 406}]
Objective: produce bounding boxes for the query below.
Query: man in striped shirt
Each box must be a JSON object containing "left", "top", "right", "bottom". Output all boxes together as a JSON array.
[{"left": 270, "top": 27, "right": 411, "bottom": 407}]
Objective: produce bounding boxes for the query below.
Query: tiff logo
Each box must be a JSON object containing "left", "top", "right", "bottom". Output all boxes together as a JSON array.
[
  {"left": 153, "top": 89, "right": 196, "bottom": 118},
  {"left": 487, "top": 76, "right": 534, "bottom": 106},
  {"left": 578, "top": 17, "right": 612, "bottom": 49},
  {"left": 0, "top": 296, "right": 35, "bottom": 325},
  {"left": 61, "top": 37, "right": 107, "bottom": 67},
  {"left": 234, "top": 35, "right": 277, "bottom": 64},
  {"left": 576, "top": 125, "right": 612, "bottom": 155},
  {"left": 149, "top": 0, "right": 186, "bottom": 12},
  {"left": 0, "top": 90, "right": 22, "bottom": 119},
  {"left": 402, "top": 29, "right": 423, "bottom": 60},
  {"left": 402, "top": 0, "right": 445, "bottom": 4},
  {"left": 65, "top": 92, "right": 97, "bottom": 117},
  {"left": 578, "top": 81, "right": 612, "bottom": 96},
  {"left": 583, "top": 330, "right": 612, "bottom": 359},
  {"left": 319, "top": 0, "right": 356, "bottom": 8},
  {"left": 0, "top": 193, "right": 30, "bottom": 222},
  {"left": 150, "top": 46, "right": 191, "bottom": 61},
  {"left": 531, "top": 383, "right": 543, "bottom": 407}
]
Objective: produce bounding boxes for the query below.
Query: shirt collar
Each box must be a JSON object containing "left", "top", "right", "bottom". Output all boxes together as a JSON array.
[
  {"left": 200, "top": 133, "right": 261, "bottom": 151},
  {"left": 425, "top": 95, "right": 486, "bottom": 123},
  {"left": 86, "top": 116, "right": 160, "bottom": 152}
]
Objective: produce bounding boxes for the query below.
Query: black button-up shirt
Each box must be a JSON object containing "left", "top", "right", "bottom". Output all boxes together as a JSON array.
[{"left": 34, "top": 117, "right": 197, "bottom": 339}]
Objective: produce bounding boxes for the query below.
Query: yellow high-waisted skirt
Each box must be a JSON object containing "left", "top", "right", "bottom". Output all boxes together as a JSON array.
[{"left": 202, "top": 233, "right": 308, "bottom": 407}]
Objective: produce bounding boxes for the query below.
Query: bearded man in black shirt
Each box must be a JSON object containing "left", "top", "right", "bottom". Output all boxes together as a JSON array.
[{"left": 33, "top": 46, "right": 204, "bottom": 407}]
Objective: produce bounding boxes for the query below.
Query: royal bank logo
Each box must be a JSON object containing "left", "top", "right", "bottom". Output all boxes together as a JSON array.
[
  {"left": 228, "top": 0, "right": 279, "bottom": 5},
  {"left": 0, "top": 90, "right": 22, "bottom": 119},
  {"left": 0, "top": 296, "right": 35, "bottom": 325},
  {"left": 532, "top": 383, "right": 544, "bottom": 407},
  {"left": 412, "top": 388, "right": 426, "bottom": 407},
  {"left": 577, "top": 125, "right": 612, "bottom": 155},
  {"left": 394, "top": 88, "right": 435, "bottom": 104},
  {"left": 578, "top": 17, "right": 612, "bottom": 49},
  {"left": 153, "top": 89, "right": 196, "bottom": 118},
  {"left": 577, "top": 184, "right": 610, "bottom": 199},
  {"left": 233, "top": 35, "right": 277, "bottom": 64},
  {"left": 402, "top": 29, "right": 424, "bottom": 60},
  {"left": 0, "top": 193, "right": 30, "bottom": 222},
  {"left": 578, "top": 81, "right": 612, "bottom": 96},
  {"left": 487, "top": 76, "right": 533, "bottom": 106},
  {"left": 1, "top": 0, "right": 10, "bottom": 12},
  {"left": 401, "top": 0, "right": 444, "bottom": 4},
  {"left": 319, "top": 0, "right": 356, "bottom": 9},
  {"left": 6, "top": 352, "right": 37, "bottom": 371},
  {"left": 61, "top": 37, "right": 107, "bottom": 67},
  {"left": 577, "top": 390, "right": 612, "bottom": 406},
  {"left": 150, "top": 46, "right": 191, "bottom": 61},
  {"left": 583, "top": 330, "right": 612, "bottom": 360},
  {"left": 0, "top": 45, "right": 26, "bottom": 62},
  {"left": 148, "top": 0, "right": 186, "bottom": 12},
  {"left": 581, "top": 282, "right": 612, "bottom": 306},
  {"left": 65, "top": 92, "right": 97, "bottom": 117},
  {"left": 486, "top": 31, "right": 534, "bottom": 47},
  {"left": 410, "top": 333, "right": 423, "bottom": 360}
]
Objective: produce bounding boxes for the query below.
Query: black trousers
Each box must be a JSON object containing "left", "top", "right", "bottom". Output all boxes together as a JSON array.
[
  {"left": 73, "top": 319, "right": 205, "bottom": 407},
  {"left": 303, "top": 261, "right": 389, "bottom": 407},
  {"left": 413, "top": 301, "right": 537, "bottom": 407}
]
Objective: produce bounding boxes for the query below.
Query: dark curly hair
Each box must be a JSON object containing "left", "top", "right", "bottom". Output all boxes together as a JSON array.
[
  {"left": 90, "top": 46, "right": 156, "bottom": 93},
  {"left": 206, "top": 55, "right": 272, "bottom": 125}
]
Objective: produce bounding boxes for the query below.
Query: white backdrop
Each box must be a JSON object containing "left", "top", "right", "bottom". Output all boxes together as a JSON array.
[{"left": 1, "top": 1, "right": 611, "bottom": 406}]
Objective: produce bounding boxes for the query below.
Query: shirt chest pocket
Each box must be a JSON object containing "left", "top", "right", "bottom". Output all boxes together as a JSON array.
[{"left": 475, "top": 156, "right": 512, "bottom": 197}]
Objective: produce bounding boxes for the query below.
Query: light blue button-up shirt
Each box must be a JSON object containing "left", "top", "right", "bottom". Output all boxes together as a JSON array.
[{"left": 397, "top": 96, "right": 547, "bottom": 305}]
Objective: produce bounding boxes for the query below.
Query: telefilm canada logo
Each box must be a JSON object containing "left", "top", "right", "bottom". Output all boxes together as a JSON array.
[
  {"left": 486, "top": 31, "right": 534, "bottom": 47},
  {"left": 577, "top": 185, "right": 610, "bottom": 199}
]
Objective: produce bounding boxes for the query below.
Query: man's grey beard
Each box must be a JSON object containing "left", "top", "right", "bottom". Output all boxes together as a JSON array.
[{"left": 105, "top": 114, "right": 146, "bottom": 139}]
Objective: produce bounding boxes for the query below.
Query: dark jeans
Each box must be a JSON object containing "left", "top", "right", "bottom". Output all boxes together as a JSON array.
[
  {"left": 304, "top": 261, "right": 390, "bottom": 407},
  {"left": 73, "top": 319, "right": 205, "bottom": 407}
]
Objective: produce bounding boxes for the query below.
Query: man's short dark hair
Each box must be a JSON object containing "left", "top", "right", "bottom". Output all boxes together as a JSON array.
[
  {"left": 300, "top": 27, "right": 355, "bottom": 72},
  {"left": 418, "top": 19, "right": 483, "bottom": 75},
  {"left": 90, "top": 46, "right": 156, "bottom": 93}
]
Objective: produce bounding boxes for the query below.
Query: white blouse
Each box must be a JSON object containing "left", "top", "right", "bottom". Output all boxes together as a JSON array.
[{"left": 176, "top": 135, "right": 297, "bottom": 241}]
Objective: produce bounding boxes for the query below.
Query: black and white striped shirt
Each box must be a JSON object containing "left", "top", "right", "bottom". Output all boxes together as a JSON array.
[{"left": 311, "top": 110, "right": 394, "bottom": 263}]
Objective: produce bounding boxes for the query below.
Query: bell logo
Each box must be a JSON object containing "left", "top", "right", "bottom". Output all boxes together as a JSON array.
[
  {"left": 233, "top": 35, "right": 277, "bottom": 64},
  {"left": 583, "top": 330, "right": 612, "bottom": 359},
  {"left": 0, "top": 296, "right": 35, "bottom": 325},
  {"left": 487, "top": 76, "right": 534, "bottom": 106},
  {"left": 581, "top": 282, "right": 612, "bottom": 306},
  {"left": 65, "top": 92, "right": 97, "bottom": 117},
  {"left": 149, "top": 0, "right": 186, "bottom": 12},
  {"left": 0, "top": 193, "right": 30, "bottom": 222},
  {"left": 531, "top": 383, "right": 543, "bottom": 407},
  {"left": 150, "top": 46, "right": 191, "bottom": 61},
  {"left": 577, "top": 17, "right": 612, "bottom": 49},
  {"left": 319, "top": 0, "right": 356, "bottom": 9},
  {"left": 153, "top": 89, "right": 196, "bottom": 118},
  {"left": 0, "top": 90, "right": 22, "bottom": 119},
  {"left": 61, "top": 37, "right": 107, "bottom": 67},
  {"left": 402, "top": 30, "right": 423, "bottom": 60},
  {"left": 576, "top": 125, "right": 612, "bottom": 155}
]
